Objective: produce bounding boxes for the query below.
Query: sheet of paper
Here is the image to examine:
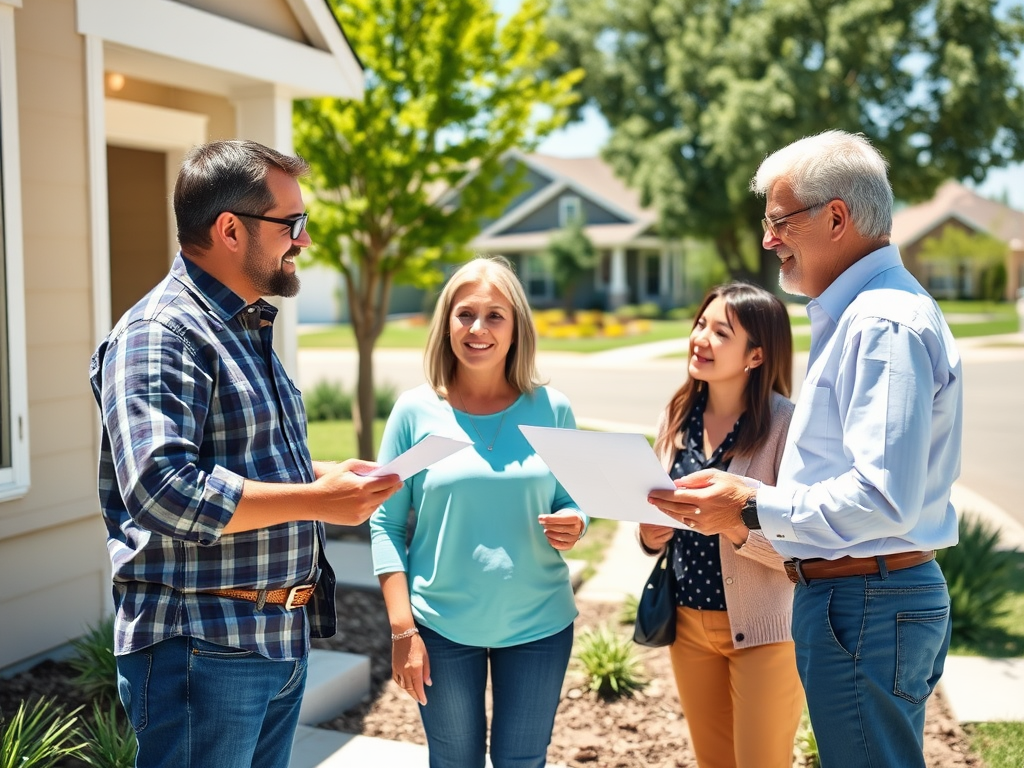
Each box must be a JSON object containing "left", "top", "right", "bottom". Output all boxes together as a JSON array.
[
  {"left": 519, "top": 426, "right": 686, "bottom": 528},
  {"left": 367, "top": 434, "right": 473, "bottom": 481}
]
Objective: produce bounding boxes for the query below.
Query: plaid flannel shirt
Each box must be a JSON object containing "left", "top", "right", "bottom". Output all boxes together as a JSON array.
[{"left": 89, "top": 254, "right": 336, "bottom": 661}]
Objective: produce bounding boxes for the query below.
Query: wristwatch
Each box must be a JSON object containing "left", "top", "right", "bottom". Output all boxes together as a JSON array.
[{"left": 740, "top": 493, "right": 761, "bottom": 530}]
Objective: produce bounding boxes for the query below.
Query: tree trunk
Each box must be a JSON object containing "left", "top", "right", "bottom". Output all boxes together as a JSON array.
[{"left": 353, "top": 329, "right": 376, "bottom": 460}]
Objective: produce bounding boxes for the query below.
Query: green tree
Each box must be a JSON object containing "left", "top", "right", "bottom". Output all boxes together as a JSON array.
[
  {"left": 295, "top": 0, "right": 581, "bottom": 458},
  {"left": 543, "top": 215, "right": 598, "bottom": 316},
  {"left": 919, "top": 224, "right": 1008, "bottom": 299},
  {"left": 547, "top": 0, "right": 1024, "bottom": 286}
]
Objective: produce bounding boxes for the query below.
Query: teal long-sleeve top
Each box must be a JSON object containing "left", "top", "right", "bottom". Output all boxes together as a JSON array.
[{"left": 370, "top": 384, "right": 584, "bottom": 648}]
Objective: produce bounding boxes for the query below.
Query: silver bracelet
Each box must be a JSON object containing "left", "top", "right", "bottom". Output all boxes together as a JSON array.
[{"left": 391, "top": 627, "right": 419, "bottom": 641}]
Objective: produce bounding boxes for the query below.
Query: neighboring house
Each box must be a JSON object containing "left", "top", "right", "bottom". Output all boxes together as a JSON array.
[
  {"left": 471, "top": 151, "right": 688, "bottom": 311},
  {"left": 296, "top": 150, "right": 694, "bottom": 323},
  {"left": 0, "top": 0, "right": 363, "bottom": 671},
  {"left": 893, "top": 180, "right": 1024, "bottom": 300}
]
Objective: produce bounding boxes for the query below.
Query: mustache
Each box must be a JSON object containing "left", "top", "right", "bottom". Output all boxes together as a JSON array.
[{"left": 283, "top": 246, "right": 301, "bottom": 260}]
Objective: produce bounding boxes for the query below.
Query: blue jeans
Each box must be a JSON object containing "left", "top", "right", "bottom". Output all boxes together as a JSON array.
[
  {"left": 792, "top": 559, "right": 951, "bottom": 768},
  {"left": 416, "top": 622, "right": 574, "bottom": 768},
  {"left": 115, "top": 636, "right": 307, "bottom": 768}
]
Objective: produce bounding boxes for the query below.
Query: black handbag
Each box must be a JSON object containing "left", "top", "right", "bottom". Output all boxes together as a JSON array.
[{"left": 632, "top": 548, "right": 677, "bottom": 647}]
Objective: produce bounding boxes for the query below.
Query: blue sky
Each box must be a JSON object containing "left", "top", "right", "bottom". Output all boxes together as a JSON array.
[{"left": 497, "top": 0, "right": 1024, "bottom": 209}]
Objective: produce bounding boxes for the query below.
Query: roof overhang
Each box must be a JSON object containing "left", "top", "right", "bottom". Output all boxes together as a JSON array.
[{"left": 76, "top": 0, "right": 363, "bottom": 99}]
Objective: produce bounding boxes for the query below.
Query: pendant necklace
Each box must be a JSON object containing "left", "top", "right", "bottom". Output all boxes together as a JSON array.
[{"left": 454, "top": 388, "right": 508, "bottom": 451}]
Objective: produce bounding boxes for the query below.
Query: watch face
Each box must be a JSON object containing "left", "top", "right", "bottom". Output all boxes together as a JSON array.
[{"left": 741, "top": 498, "right": 761, "bottom": 529}]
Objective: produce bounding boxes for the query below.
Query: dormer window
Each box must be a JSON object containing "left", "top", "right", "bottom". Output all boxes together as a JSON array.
[{"left": 559, "top": 195, "right": 582, "bottom": 227}]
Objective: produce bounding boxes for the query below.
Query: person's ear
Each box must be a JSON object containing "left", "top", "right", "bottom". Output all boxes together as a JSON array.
[
  {"left": 827, "top": 199, "right": 852, "bottom": 242},
  {"left": 747, "top": 347, "right": 764, "bottom": 370},
  {"left": 212, "top": 212, "right": 244, "bottom": 253}
]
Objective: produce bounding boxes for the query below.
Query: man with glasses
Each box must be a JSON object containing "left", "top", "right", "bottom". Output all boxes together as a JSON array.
[
  {"left": 90, "top": 140, "right": 402, "bottom": 768},
  {"left": 648, "top": 130, "right": 961, "bottom": 768}
]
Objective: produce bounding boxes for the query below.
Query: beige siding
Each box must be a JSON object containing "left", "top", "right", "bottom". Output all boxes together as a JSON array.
[{"left": 0, "top": 0, "right": 109, "bottom": 668}]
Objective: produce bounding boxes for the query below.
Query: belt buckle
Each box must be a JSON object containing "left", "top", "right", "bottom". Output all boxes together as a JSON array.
[
  {"left": 285, "top": 584, "right": 312, "bottom": 610},
  {"left": 789, "top": 559, "right": 810, "bottom": 586}
]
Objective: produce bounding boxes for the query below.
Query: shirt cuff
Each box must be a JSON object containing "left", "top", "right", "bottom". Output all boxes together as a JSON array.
[{"left": 756, "top": 483, "right": 799, "bottom": 544}]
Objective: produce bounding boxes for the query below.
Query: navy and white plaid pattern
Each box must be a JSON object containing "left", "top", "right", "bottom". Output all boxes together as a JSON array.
[{"left": 90, "top": 254, "right": 333, "bottom": 661}]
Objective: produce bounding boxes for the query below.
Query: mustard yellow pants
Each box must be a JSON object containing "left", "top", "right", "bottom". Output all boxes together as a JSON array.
[{"left": 669, "top": 607, "right": 804, "bottom": 768}]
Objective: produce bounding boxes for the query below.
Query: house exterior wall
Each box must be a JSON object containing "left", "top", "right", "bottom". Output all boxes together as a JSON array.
[
  {"left": 505, "top": 195, "right": 627, "bottom": 235},
  {"left": 0, "top": 0, "right": 111, "bottom": 669}
]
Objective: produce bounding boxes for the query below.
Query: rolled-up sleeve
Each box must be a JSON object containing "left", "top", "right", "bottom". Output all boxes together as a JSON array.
[{"left": 101, "top": 320, "right": 243, "bottom": 544}]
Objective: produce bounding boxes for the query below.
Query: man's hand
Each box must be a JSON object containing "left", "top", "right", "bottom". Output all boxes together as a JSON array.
[
  {"left": 313, "top": 459, "right": 402, "bottom": 526},
  {"left": 647, "top": 469, "right": 752, "bottom": 535}
]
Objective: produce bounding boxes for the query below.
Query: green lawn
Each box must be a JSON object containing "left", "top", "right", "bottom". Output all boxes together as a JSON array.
[
  {"left": 964, "top": 722, "right": 1024, "bottom": 768},
  {"left": 307, "top": 418, "right": 386, "bottom": 461},
  {"left": 300, "top": 319, "right": 692, "bottom": 353}
]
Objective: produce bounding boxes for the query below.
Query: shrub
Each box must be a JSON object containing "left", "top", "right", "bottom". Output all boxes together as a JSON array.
[
  {"left": 69, "top": 615, "right": 118, "bottom": 703},
  {"left": 373, "top": 382, "right": 397, "bottom": 419},
  {"left": 0, "top": 697, "right": 84, "bottom": 768},
  {"left": 304, "top": 380, "right": 398, "bottom": 422},
  {"left": 78, "top": 701, "right": 137, "bottom": 768},
  {"left": 936, "top": 514, "right": 1018, "bottom": 644},
  {"left": 304, "top": 380, "right": 353, "bottom": 421},
  {"left": 573, "top": 624, "right": 646, "bottom": 699}
]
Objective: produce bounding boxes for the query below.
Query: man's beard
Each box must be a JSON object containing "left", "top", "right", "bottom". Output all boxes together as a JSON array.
[{"left": 244, "top": 242, "right": 301, "bottom": 298}]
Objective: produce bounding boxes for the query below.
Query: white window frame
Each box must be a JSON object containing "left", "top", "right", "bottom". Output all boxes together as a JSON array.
[
  {"left": 0, "top": 3, "right": 31, "bottom": 502},
  {"left": 522, "top": 253, "right": 554, "bottom": 302},
  {"left": 558, "top": 195, "right": 581, "bottom": 228}
]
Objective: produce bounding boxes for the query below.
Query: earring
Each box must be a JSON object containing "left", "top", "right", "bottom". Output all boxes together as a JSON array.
[{"left": 744, "top": 366, "right": 750, "bottom": 374}]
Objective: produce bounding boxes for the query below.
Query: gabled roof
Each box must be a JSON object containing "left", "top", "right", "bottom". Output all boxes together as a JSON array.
[
  {"left": 472, "top": 151, "right": 658, "bottom": 250},
  {"left": 892, "top": 180, "right": 1024, "bottom": 248}
]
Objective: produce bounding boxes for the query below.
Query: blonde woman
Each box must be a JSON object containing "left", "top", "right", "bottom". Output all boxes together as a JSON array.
[{"left": 370, "top": 256, "right": 586, "bottom": 768}]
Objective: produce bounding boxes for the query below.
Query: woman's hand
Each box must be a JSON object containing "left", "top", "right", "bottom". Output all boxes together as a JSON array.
[
  {"left": 539, "top": 511, "right": 586, "bottom": 551},
  {"left": 639, "top": 523, "right": 674, "bottom": 552},
  {"left": 392, "top": 630, "right": 431, "bottom": 706}
]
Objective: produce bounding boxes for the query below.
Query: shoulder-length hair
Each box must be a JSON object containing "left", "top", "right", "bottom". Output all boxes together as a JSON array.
[
  {"left": 424, "top": 256, "right": 544, "bottom": 395},
  {"left": 654, "top": 282, "right": 792, "bottom": 460}
]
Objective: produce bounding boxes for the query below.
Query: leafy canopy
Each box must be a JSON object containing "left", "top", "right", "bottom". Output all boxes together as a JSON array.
[
  {"left": 294, "top": 0, "right": 581, "bottom": 457},
  {"left": 547, "top": 0, "right": 1024, "bottom": 284}
]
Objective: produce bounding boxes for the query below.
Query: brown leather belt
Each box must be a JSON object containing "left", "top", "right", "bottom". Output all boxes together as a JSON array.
[
  {"left": 784, "top": 551, "right": 935, "bottom": 585},
  {"left": 203, "top": 584, "right": 315, "bottom": 610}
]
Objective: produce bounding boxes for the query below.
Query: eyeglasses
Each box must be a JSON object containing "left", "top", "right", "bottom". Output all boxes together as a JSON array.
[
  {"left": 230, "top": 211, "right": 309, "bottom": 240},
  {"left": 761, "top": 201, "right": 827, "bottom": 236}
]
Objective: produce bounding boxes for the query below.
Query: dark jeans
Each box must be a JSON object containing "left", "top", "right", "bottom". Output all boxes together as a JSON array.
[
  {"left": 416, "top": 622, "right": 574, "bottom": 768},
  {"left": 793, "top": 559, "right": 951, "bottom": 768},
  {"left": 116, "top": 635, "right": 307, "bottom": 768}
]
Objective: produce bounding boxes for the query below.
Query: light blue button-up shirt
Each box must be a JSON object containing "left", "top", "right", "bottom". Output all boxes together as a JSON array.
[{"left": 758, "top": 245, "right": 963, "bottom": 559}]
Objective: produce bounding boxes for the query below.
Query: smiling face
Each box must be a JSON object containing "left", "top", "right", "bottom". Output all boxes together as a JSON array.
[
  {"left": 761, "top": 178, "right": 836, "bottom": 298},
  {"left": 448, "top": 280, "right": 515, "bottom": 376},
  {"left": 688, "top": 296, "right": 762, "bottom": 385},
  {"left": 239, "top": 167, "right": 310, "bottom": 299}
]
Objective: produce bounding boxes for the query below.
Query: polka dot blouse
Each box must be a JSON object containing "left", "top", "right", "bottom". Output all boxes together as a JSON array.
[{"left": 668, "top": 389, "right": 744, "bottom": 612}]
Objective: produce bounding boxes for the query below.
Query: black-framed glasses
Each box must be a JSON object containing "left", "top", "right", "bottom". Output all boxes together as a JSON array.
[
  {"left": 761, "top": 201, "right": 827, "bottom": 236},
  {"left": 230, "top": 211, "right": 309, "bottom": 240}
]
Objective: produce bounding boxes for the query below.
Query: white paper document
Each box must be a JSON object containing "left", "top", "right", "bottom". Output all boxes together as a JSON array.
[
  {"left": 519, "top": 426, "right": 687, "bottom": 528},
  {"left": 367, "top": 434, "right": 473, "bottom": 481}
]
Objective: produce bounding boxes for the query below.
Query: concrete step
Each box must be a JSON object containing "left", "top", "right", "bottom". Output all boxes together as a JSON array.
[
  {"left": 326, "top": 538, "right": 589, "bottom": 593},
  {"left": 298, "top": 649, "right": 371, "bottom": 726}
]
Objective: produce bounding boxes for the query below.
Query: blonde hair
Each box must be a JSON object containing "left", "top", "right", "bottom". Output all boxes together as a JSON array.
[{"left": 424, "top": 256, "right": 544, "bottom": 395}]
